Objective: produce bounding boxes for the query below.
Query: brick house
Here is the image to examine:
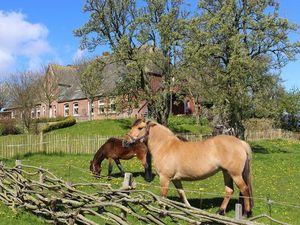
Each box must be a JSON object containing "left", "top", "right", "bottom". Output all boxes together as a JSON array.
[{"left": 1, "top": 54, "right": 195, "bottom": 120}]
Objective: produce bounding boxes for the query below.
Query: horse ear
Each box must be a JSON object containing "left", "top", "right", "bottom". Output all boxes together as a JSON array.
[{"left": 146, "top": 121, "right": 156, "bottom": 127}]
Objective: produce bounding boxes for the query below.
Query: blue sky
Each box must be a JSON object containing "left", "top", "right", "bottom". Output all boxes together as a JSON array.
[{"left": 0, "top": 0, "right": 299, "bottom": 90}]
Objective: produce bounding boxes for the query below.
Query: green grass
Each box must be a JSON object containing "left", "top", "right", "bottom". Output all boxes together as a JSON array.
[
  {"left": 47, "top": 116, "right": 212, "bottom": 136},
  {"left": 1, "top": 139, "right": 300, "bottom": 224},
  {"left": 0, "top": 203, "right": 46, "bottom": 225}
]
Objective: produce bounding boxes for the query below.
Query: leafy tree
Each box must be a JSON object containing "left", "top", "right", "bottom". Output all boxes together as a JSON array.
[
  {"left": 74, "top": 0, "right": 187, "bottom": 125},
  {"left": 8, "top": 71, "right": 39, "bottom": 132},
  {"left": 183, "top": 0, "right": 300, "bottom": 138},
  {"left": 279, "top": 88, "right": 300, "bottom": 130},
  {"left": 76, "top": 58, "right": 105, "bottom": 121}
]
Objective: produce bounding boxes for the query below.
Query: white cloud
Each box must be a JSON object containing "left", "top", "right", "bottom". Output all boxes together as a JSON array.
[
  {"left": 72, "top": 48, "right": 87, "bottom": 62},
  {"left": 0, "top": 10, "right": 53, "bottom": 74}
]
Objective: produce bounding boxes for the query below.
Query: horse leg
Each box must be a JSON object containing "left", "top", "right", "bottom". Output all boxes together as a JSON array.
[
  {"left": 217, "top": 171, "right": 234, "bottom": 215},
  {"left": 138, "top": 151, "right": 152, "bottom": 182},
  {"left": 172, "top": 180, "right": 191, "bottom": 207},
  {"left": 232, "top": 175, "right": 252, "bottom": 217},
  {"left": 159, "top": 175, "right": 170, "bottom": 199},
  {"left": 107, "top": 158, "right": 113, "bottom": 179},
  {"left": 114, "top": 159, "right": 125, "bottom": 175}
]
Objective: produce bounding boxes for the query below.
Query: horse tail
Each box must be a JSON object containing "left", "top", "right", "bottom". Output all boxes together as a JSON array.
[{"left": 241, "top": 141, "right": 254, "bottom": 209}]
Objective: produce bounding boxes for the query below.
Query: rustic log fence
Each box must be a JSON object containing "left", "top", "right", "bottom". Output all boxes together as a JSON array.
[{"left": 0, "top": 160, "right": 265, "bottom": 225}]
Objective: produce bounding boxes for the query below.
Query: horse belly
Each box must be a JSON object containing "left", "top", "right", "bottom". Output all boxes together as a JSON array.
[{"left": 173, "top": 165, "right": 220, "bottom": 181}]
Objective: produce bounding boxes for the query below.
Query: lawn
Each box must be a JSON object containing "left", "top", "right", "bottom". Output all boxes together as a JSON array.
[
  {"left": 0, "top": 139, "right": 299, "bottom": 224},
  {"left": 47, "top": 116, "right": 212, "bottom": 136}
]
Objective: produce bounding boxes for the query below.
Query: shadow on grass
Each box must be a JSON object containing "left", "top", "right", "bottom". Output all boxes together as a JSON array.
[{"left": 169, "top": 196, "right": 238, "bottom": 213}]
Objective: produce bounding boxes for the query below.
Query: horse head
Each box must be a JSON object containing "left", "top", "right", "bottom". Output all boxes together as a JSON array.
[
  {"left": 89, "top": 160, "right": 101, "bottom": 178},
  {"left": 124, "top": 118, "right": 156, "bottom": 145}
]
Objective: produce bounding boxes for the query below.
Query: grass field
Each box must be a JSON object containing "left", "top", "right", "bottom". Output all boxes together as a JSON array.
[
  {"left": 0, "top": 139, "right": 299, "bottom": 224},
  {"left": 47, "top": 116, "right": 212, "bottom": 136}
]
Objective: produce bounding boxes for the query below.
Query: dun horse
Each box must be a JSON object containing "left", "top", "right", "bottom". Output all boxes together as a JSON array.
[
  {"left": 124, "top": 119, "right": 253, "bottom": 217},
  {"left": 90, "top": 137, "right": 152, "bottom": 181}
]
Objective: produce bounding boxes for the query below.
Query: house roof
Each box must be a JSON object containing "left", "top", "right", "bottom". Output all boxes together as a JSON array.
[{"left": 49, "top": 58, "right": 127, "bottom": 103}]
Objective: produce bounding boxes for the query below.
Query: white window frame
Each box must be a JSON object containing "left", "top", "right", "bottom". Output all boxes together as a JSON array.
[
  {"left": 88, "top": 101, "right": 94, "bottom": 115},
  {"left": 64, "top": 103, "right": 69, "bottom": 117},
  {"left": 98, "top": 97, "right": 105, "bottom": 114},
  {"left": 73, "top": 102, "right": 79, "bottom": 116},
  {"left": 109, "top": 97, "right": 116, "bottom": 113}
]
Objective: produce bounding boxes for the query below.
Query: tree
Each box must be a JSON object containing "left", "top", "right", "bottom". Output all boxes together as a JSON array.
[
  {"left": 0, "top": 81, "right": 9, "bottom": 111},
  {"left": 37, "top": 65, "right": 60, "bottom": 118},
  {"left": 8, "top": 71, "right": 39, "bottom": 132},
  {"left": 76, "top": 58, "right": 105, "bottom": 121},
  {"left": 74, "top": 0, "right": 187, "bottom": 125},
  {"left": 184, "top": 0, "right": 300, "bottom": 138},
  {"left": 279, "top": 88, "right": 300, "bottom": 130}
]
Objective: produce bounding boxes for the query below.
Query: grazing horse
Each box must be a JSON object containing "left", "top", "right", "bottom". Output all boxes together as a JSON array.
[
  {"left": 90, "top": 137, "right": 152, "bottom": 181},
  {"left": 124, "top": 119, "right": 253, "bottom": 217}
]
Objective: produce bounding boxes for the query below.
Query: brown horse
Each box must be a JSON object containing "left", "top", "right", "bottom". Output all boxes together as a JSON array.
[
  {"left": 124, "top": 119, "right": 253, "bottom": 217},
  {"left": 90, "top": 137, "right": 152, "bottom": 181}
]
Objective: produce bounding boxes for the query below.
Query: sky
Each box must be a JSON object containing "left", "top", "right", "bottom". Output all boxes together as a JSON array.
[{"left": 0, "top": 0, "right": 299, "bottom": 90}]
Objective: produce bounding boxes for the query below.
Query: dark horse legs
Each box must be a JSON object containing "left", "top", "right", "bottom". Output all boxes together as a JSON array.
[
  {"left": 107, "top": 158, "right": 125, "bottom": 179},
  {"left": 114, "top": 159, "right": 125, "bottom": 175}
]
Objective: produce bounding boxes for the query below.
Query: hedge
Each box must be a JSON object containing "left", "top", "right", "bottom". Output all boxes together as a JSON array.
[{"left": 42, "top": 116, "right": 76, "bottom": 133}]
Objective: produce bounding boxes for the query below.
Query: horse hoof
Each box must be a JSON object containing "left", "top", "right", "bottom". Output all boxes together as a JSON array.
[
  {"left": 216, "top": 209, "right": 225, "bottom": 216},
  {"left": 243, "top": 210, "right": 252, "bottom": 218}
]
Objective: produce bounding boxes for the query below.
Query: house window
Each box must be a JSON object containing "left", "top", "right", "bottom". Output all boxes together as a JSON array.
[
  {"left": 37, "top": 107, "right": 41, "bottom": 118},
  {"left": 109, "top": 97, "right": 116, "bottom": 113},
  {"left": 73, "top": 102, "right": 79, "bottom": 116},
  {"left": 98, "top": 97, "right": 105, "bottom": 114},
  {"left": 88, "top": 101, "right": 94, "bottom": 115},
  {"left": 64, "top": 103, "right": 69, "bottom": 117},
  {"left": 31, "top": 109, "right": 35, "bottom": 118}
]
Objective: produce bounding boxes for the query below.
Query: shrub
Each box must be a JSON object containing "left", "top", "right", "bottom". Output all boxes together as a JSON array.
[
  {"left": 243, "top": 118, "right": 275, "bottom": 131},
  {"left": 0, "top": 119, "right": 23, "bottom": 135},
  {"left": 34, "top": 116, "right": 66, "bottom": 123},
  {"left": 42, "top": 116, "right": 76, "bottom": 133}
]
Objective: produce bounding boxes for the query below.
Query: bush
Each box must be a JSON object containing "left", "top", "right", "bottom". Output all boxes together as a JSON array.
[
  {"left": 0, "top": 119, "right": 23, "bottom": 135},
  {"left": 243, "top": 118, "right": 275, "bottom": 131},
  {"left": 34, "top": 116, "right": 66, "bottom": 123},
  {"left": 42, "top": 116, "right": 76, "bottom": 133}
]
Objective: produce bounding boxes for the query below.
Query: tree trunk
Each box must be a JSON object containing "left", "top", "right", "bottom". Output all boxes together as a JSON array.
[{"left": 88, "top": 98, "right": 93, "bottom": 121}]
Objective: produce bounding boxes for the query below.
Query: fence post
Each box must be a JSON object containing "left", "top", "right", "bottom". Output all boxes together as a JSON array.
[
  {"left": 0, "top": 161, "right": 3, "bottom": 193},
  {"left": 40, "top": 132, "right": 45, "bottom": 152},
  {"left": 122, "top": 173, "right": 136, "bottom": 190},
  {"left": 235, "top": 203, "right": 242, "bottom": 220},
  {"left": 15, "top": 159, "right": 21, "bottom": 174}
]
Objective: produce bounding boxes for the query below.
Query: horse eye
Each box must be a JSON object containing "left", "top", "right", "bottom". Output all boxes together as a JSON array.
[{"left": 138, "top": 127, "right": 143, "bottom": 130}]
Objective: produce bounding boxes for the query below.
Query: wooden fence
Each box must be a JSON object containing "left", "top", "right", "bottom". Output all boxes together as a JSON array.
[
  {"left": 0, "top": 130, "right": 299, "bottom": 159},
  {"left": 245, "top": 129, "right": 300, "bottom": 141},
  {"left": 0, "top": 134, "right": 115, "bottom": 159}
]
